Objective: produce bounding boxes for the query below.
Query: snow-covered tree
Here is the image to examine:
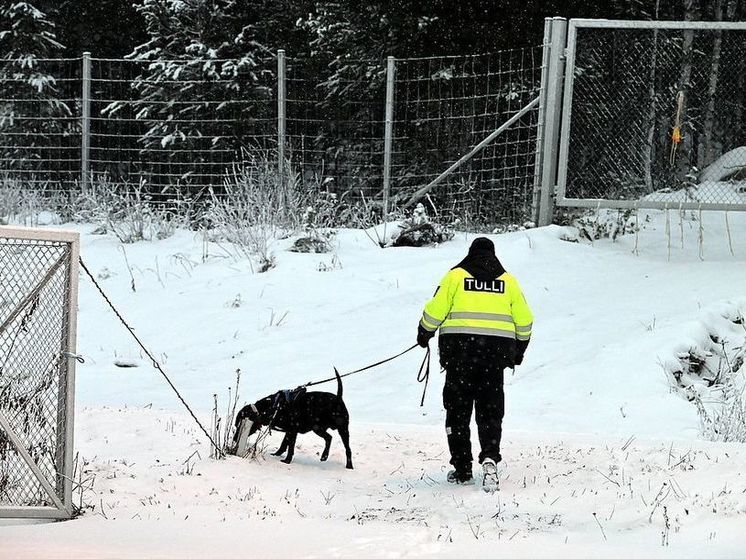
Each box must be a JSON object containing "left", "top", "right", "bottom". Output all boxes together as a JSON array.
[
  {"left": 105, "top": 1, "right": 273, "bottom": 157},
  {"left": 0, "top": 2, "right": 73, "bottom": 172}
]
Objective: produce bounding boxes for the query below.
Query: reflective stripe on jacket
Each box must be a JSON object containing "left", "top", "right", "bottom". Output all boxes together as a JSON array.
[{"left": 419, "top": 268, "right": 533, "bottom": 341}]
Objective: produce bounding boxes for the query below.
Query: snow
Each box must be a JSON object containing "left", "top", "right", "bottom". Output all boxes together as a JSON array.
[
  {"left": 2, "top": 209, "right": 746, "bottom": 557},
  {"left": 646, "top": 180, "right": 746, "bottom": 205},
  {"left": 700, "top": 147, "right": 746, "bottom": 183}
]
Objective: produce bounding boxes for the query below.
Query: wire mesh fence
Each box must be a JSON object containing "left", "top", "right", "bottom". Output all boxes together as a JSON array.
[
  {"left": 1, "top": 47, "right": 543, "bottom": 226},
  {"left": 4, "top": 21, "right": 746, "bottom": 224},
  {"left": 0, "top": 58, "right": 82, "bottom": 194},
  {"left": 0, "top": 230, "right": 77, "bottom": 517},
  {"left": 285, "top": 56, "right": 388, "bottom": 201},
  {"left": 393, "top": 48, "right": 542, "bottom": 224},
  {"left": 558, "top": 21, "right": 746, "bottom": 210},
  {"left": 90, "top": 57, "right": 276, "bottom": 199}
]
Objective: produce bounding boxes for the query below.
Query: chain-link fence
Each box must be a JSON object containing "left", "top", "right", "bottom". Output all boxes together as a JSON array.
[
  {"left": 393, "top": 49, "right": 542, "bottom": 224},
  {"left": 557, "top": 20, "right": 746, "bottom": 210},
  {"left": 0, "top": 228, "right": 78, "bottom": 519}
]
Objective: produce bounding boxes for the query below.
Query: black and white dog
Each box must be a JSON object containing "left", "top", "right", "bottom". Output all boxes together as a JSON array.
[{"left": 231, "top": 369, "right": 353, "bottom": 469}]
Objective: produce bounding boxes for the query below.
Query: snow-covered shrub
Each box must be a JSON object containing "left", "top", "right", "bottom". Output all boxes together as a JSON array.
[
  {"left": 334, "top": 193, "right": 381, "bottom": 230},
  {"left": 289, "top": 233, "right": 333, "bottom": 254},
  {"left": 697, "top": 336, "right": 746, "bottom": 443},
  {"left": 303, "top": 189, "right": 340, "bottom": 230},
  {"left": 558, "top": 208, "right": 640, "bottom": 242},
  {"left": 668, "top": 312, "right": 746, "bottom": 443},
  {"left": 491, "top": 221, "right": 536, "bottom": 234},
  {"left": 205, "top": 154, "right": 305, "bottom": 271},
  {"left": 389, "top": 203, "right": 454, "bottom": 247},
  {"left": 0, "top": 176, "right": 45, "bottom": 226},
  {"left": 288, "top": 203, "right": 337, "bottom": 254},
  {"left": 691, "top": 351, "right": 746, "bottom": 444},
  {"left": 71, "top": 177, "right": 182, "bottom": 243}
]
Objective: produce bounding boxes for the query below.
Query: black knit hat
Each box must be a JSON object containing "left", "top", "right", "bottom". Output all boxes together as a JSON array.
[
  {"left": 454, "top": 237, "right": 505, "bottom": 280},
  {"left": 468, "top": 237, "right": 495, "bottom": 255}
]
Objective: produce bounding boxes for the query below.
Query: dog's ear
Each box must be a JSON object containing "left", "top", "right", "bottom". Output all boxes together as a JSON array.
[
  {"left": 250, "top": 397, "right": 273, "bottom": 420},
  {"left": 241, "top": 402, "right": 263, "bottom": 422}
]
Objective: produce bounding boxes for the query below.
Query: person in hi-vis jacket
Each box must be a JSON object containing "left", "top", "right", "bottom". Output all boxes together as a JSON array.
[{"left": 417, "top": 237, "right": 533, "bottom": 488}]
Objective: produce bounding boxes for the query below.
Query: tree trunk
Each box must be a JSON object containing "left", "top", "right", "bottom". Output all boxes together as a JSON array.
[
  {"left": 728, "top": 0, "right": 744, "bottom": 149},
  {"left": 644, "top": 0, "right": 661, "bottom": 192},
  {"left": 674, "top": 0, "right": 697, "bottom": 185},
  {"left": 698, "top": 0, "right": 723, "bottom": 172}
]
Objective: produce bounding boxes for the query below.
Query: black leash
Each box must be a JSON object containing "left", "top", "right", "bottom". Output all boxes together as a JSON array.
[
  {"left": 417, "top": 347, "right": 431, "bottom": 407},
  {"left": 301, "top": 343, "right": 420, "bottom": 388},
  {"left": 299, "top": 343, "right": 433, "bottom": 406}
]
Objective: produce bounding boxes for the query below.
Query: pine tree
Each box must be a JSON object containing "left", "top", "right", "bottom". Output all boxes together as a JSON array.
[
  {"left": 0, "top": 2, "right": 73, "bottom": 178},
  {"left": 101, "top": 0, "right": 281, "bottom": 193}
]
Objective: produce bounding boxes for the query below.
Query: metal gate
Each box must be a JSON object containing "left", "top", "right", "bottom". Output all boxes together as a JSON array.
[
  {"left": 0, "top": 227, "right": 79, "bottom": 519},
  {"left": 554, "top": 19, "right": 746, "bottom": 211}
]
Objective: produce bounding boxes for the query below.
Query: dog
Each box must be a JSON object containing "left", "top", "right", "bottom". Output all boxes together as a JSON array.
[{"left": 232, "top": 368, "right": 353, "bottom": 469}]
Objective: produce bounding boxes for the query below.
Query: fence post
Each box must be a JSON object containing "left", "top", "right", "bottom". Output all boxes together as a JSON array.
[
  {"left": 80, "top": 52, "right": 91, "bottom": 192},
  {"left": 277, "top": 50, "right": 286, "bottom": 187},
  {"left": 537, "top": 17, "right": 568, "bottom": 227},
  {"left": 382, "top": 56, "right": 396, "bottom": 216},
  {"left": 532, "top": 19, "right": 552, "bottom": 226}
]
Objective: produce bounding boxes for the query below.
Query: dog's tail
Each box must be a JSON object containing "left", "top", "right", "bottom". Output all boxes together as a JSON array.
[{"left": 334, "top": 367, "right": 343, "bottom": 399}]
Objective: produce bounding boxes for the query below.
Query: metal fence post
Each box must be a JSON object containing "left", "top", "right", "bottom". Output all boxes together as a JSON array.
[
  {"left": 61, "top": 235, "right": 79, "bottom": 517},
  {"left": 0, "top": 228, "right": 79, "bottom": 520},
  {"left": 532, "top": 19, "right": 552, "bottom": 226},
  {"left": 538, "top": 18, "right": 568, "bottom": 227},
  {"left": 382, "top": 56, "right": 396, "bottom": 216},
  {"left": 81, "top": 52, "right": 91, "bottom": 192},
  {"left": 277, "top": 50, "right": 286, "bottom": 187}
]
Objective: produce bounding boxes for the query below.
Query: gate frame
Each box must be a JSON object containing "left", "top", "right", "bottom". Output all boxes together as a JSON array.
[
  {"left": 0, "top": 226, "right": 80, "bottom": 520},
  {"left": 549, "top": 18, "right": 746, "bottom": 213}
]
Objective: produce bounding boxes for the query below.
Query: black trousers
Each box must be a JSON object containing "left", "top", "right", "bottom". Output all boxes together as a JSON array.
[{"left": 443, "top": 360, "right": 505, "bottom": 473}]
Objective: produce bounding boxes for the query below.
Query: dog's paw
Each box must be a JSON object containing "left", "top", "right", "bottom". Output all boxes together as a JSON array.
[
  {"left": 271, "top": 449, "right": 285, "bottom": 456},
  {"left": 346, "top": 463, "right": 354, "bottom": 470},
  {"left": 281, "top": 457, "right": 292, "bottom": 464}
]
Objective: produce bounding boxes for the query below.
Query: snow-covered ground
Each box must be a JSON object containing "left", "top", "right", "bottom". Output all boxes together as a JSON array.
[{"left": 2, "top": 209, "right": 746, "bottom": 558}]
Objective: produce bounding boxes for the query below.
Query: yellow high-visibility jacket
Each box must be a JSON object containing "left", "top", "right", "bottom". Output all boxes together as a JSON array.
[{"left": 420, "top": 268, "right": 533, "bottom": 344}]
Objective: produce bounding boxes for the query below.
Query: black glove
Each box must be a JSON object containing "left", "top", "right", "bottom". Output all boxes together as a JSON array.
[
  {"left": 513, "top": 353, "right": 524, "bottom": 366},
  {"left": 417, "top": 325, "right": 434, "bottom": 348}
]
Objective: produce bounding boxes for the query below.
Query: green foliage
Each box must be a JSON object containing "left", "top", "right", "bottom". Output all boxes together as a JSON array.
[
  {"left": 104, "top": 0, "right": 274, "bottom": 153},
  {"left": 0, "top": 2, "right": 74, "bottom": 174},
  {"left": 0, "top": 2, "right": 64, "bottom": 59}
]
